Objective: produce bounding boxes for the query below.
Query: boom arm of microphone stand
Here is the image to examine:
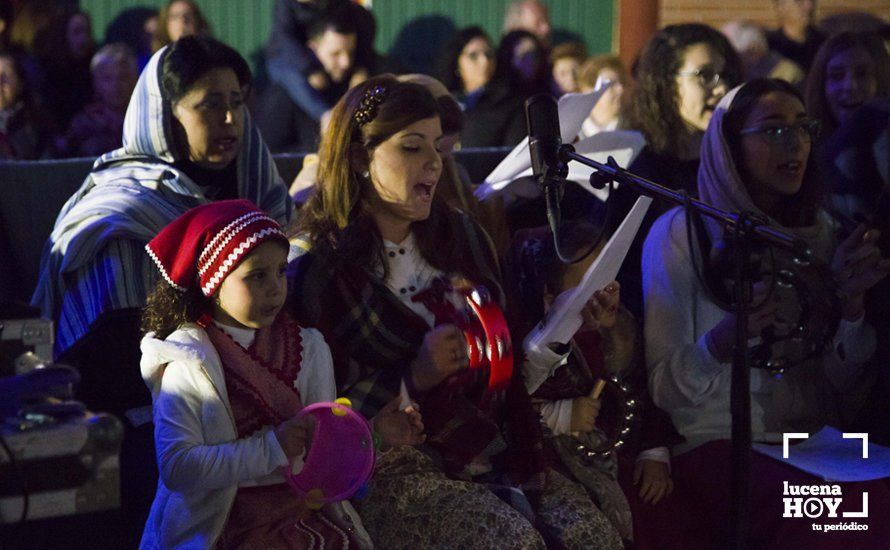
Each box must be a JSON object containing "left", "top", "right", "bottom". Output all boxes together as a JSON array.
[{"left": 558, "top": 148, "right": 811, "bottom": 258}]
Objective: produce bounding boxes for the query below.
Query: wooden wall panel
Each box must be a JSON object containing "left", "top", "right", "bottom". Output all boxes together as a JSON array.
[{"left": 660, "top": 0, "right": 890, "bottom": 30}]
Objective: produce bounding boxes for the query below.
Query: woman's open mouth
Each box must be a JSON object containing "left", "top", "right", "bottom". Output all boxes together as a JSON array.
[
  {"left": 414, "top": 182, "right": 436, "bottom": 201},
  {"left": 216, "top": 137, "right": 239, "bottom": 152},
  {"left": 778, "top": 160, "right": 804, "bottom": 177}
]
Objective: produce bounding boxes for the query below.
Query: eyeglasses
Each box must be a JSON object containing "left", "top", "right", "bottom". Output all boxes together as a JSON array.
[
  {"left": 739, "top": 119, "right": 821, "bottom": 146},
  {"left": 677, "top": 68, "right": 723, "bottom": 88}
]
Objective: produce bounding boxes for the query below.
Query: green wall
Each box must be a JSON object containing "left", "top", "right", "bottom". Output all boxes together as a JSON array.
[{"left": 80, "top": 0, "right": 614, "bottom": 74}]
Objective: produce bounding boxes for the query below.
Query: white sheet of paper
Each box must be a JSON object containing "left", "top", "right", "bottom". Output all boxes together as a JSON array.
[
  {"left": 476, "top": 130, "right": 646, "bottom": 201},
  {"left": 753, "top": 426, "right": 890, "bottom": 482},
  {"left": 524, "top": 196, "right": 652, "bottom": 351},
  {"left": 474, "top": 86, "right": 608, "bottom": 200}
]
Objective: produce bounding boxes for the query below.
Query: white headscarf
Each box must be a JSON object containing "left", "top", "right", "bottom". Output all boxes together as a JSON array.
[
  {"left": 696, "top": 83, "right": 833, "bottom": 261},
  {"left": 32, "top": 45, "right": 292, "bottom": 355}
]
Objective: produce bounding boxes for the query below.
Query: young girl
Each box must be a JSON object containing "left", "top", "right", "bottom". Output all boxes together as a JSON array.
[
  {"left": 508, "top": 220, "right": 683, "bottom": 545},
  {"left": 139, "top": 199, "right": 423, "bottom": 549}
]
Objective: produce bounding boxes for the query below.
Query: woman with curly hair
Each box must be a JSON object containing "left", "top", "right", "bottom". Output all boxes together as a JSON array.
[{"left": 612, "top": 23, "right": 742, "bottom": 318}]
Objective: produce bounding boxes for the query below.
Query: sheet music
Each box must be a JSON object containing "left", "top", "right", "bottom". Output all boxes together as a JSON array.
[
  {"left": 475, "top": 86, "right": 609, "bottom": 200},
  {"left": 753, "top": 426, "right": 890, "bottom": 482},
  {"left": 524, "top": 195, "right": 652, "bottom": 353},
  {"left": 477, "top": 130, "right": 646, "bottom": 202}
]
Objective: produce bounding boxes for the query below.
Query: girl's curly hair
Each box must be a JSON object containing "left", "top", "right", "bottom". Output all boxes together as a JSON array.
[
  {"left": 141, "top": 280, "right": 211, "bottom": 339},
  {"left": 626, "top": 23, "right": 741, "bottom": 157}
]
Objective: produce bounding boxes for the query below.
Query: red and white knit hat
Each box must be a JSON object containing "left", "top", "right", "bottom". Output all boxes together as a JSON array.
[{"left": 146, "top": 199, "right": 289, "bottom": 296}]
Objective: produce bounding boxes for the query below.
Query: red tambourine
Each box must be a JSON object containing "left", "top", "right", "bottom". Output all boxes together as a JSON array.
[{"left": 456, "top": 286, "right": 514, "bottom": 393}]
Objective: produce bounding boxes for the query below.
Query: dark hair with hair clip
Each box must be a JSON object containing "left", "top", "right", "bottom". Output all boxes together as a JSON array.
[
  {"left": 299, "top": 75, "right": 490, "bottom": 287},
  {"left": 353, "top": 84, "right": 387, "bottom": 127}
]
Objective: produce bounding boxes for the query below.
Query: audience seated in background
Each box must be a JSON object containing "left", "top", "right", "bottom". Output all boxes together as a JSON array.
[
  {"left": 0, "top": 0, "right": 13, "bottom": 50},
  {"left": 263, "top": 0, "right": 377, "bottom": 127},
  {"left": 151, "top": 0, "right": 211, "bottom": 53},
  {"left": 766, "top": 0, "right": 824, "bottom": 71},
  {"left": 439, "top": 26, "right": 525, "bottom": 148},
  {"left": 722, "top": 20, "right": 805, "bottom": 87},
  {"left": 104, "top": 6, "right": 157, "bottom": 71},
  {"left": 0, "top": 49, "right": 52, "bottom": 159},
  {"left": 577, "top": 54, "right": 627, "bottom": 138},
  {"left": 38, "top": 6, "right": 95, "bottom": 132},
  {"left": 7, "top": 0, "right": 58, "bottom": 89},
  {"left": 503, "top": 0, "right": 552, "bottom": 48},
  {"left": 549, "top": 40, "right": 587, "bottom": 95},
  {"left": 58, "top": 43, "right": 139, "bottom": 158},
  {"left": 256, "top": 8, "right": 360, "bottom": 153},
  {"left": 496, "top": 29, "right": 550, "bottom": 100}
]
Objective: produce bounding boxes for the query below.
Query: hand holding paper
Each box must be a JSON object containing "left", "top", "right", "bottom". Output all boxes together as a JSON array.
[{"left": 524, "top": 196, "right": 652, "bottom": 353}]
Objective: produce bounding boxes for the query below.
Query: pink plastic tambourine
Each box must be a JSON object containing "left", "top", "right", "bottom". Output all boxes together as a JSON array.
[{"left": 282, "top": 398, "right": 375, "bottom": 507}]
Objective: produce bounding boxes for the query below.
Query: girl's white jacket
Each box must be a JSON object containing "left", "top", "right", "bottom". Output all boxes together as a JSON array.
[{"left": 138, "top": 322, "right": 370, "bottom": 549}]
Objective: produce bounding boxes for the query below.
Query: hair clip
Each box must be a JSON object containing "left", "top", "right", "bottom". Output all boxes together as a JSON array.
[{"left": 354, "top": 85, "right": 388, "bottom": 127}]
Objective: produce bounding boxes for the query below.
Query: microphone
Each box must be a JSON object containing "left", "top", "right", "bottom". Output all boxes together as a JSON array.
[
  {"left": 525, "top": 94, "right": 566, "bottom": 189},
  {"left": 526, "top": 94, "right": 571, "bottom": 259}
]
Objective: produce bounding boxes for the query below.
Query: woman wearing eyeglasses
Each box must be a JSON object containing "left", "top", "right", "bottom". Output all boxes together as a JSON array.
[
  {"left": 438, "top": 26, "right": 526, "bottom": 148},
  {"left": 638, "top": 78, "right": 890, "bottom": 548},
  {"left": 611, "top": 23, "right": 742, "bottom": 321}
]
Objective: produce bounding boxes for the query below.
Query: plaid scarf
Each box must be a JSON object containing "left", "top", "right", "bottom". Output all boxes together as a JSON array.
[
  {"left": 204, "top": 313, "right": 304, "bottom": 437},
  {"left": 289, "top": 212, "right": 547, "bottom": 491}
]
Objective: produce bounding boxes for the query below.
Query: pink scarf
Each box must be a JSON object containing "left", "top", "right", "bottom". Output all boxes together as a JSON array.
[{"left": 204, "top": 312, "right": 304, "bottom": 437}]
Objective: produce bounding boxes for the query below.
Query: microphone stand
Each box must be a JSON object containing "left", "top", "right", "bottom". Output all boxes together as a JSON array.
[{"left": 554, "top": 146, "right": 811, "bottom": 549}]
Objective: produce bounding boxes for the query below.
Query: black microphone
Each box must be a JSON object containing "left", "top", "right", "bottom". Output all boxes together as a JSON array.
[
  {"left": 525, "top": 93, "right": 575, "bottom": 262},
  {"left": 525, "top": 94, "right": 565, "bottom": 188}
]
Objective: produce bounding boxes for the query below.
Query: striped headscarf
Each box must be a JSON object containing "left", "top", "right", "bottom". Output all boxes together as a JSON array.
[{"left": 32, "top": 45, "right": 292, "bottom": 356}]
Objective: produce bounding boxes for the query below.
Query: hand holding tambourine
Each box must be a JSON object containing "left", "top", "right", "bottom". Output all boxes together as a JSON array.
[{"left": 406, "top": 282, "right": 514, "bottom": 404}]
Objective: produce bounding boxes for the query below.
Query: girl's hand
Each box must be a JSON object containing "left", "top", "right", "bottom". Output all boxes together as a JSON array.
[
  {"left": 831, "top": 224, "right": 890, "bottom": 321},
  {"left": 580, "top": 281, "right": 620, "bottom": 333},
  {"left": 706, "top": 282, "right": 778, "bottom": 363},
  {"left": 634, "top": 459, "right": 674, "bottom": 504},
  {"left": 569, "top": 389, "right": 602, "bottom": 434},
  {"left": 274, "top": 415, "right": 315, "bottom": 460},
  {"left": 409, "top": 324, "right": 468, "bottom": 392},
  {"left": 371, "top": 396, "right": 425, "bottom": 449}
]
